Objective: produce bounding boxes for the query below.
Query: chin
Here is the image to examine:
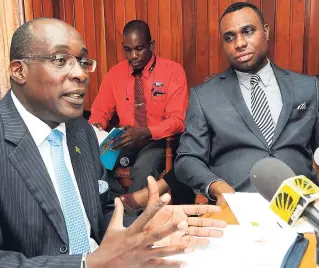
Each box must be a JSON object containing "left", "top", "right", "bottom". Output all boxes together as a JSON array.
[
  {"left": 60, "top": 108, "right": 83, "bottom": 121},
  {"left": 233, "top": 61, "right": 258, "bottom": 72}
]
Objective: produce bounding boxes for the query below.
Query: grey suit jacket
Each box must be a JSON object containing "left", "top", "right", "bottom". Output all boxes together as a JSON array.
[
  {"left": 0, "top": 92, "right": 109, "bottom": 267},
  {"left": 175, "top": 64, "right": 319, "bottom": 194}
]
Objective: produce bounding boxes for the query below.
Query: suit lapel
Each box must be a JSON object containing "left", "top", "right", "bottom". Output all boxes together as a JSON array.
[
  {"left": 0, "top": 92, "right": 68, "bottom": 244},
  {"left": 220, "top": 68, "right": 269, "bottom": 148},
  {"left": 66, "top": 122, "right": 99, "bottom": 241},
  {"left": 271, "top": 64, "right": 294, "bottom": 145}
]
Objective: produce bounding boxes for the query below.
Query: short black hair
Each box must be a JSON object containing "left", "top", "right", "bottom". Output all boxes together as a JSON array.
[
  {"left": 9, "top": 18, "right": 49, "bottom": 61},
  {"left": 123, "top": 20, "right": 152, "bottom": 42},
  {"left": 220, "top": 2, "right": 265, "bottom": 26}
]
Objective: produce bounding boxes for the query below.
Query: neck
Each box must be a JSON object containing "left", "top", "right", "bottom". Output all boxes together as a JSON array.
[{"left": 249, "top": 58, "right": 268, "bottom": 74}]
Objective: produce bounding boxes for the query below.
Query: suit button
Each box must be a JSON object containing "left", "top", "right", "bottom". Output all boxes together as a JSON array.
[
  {"left": 60, "top": 245, "right": 68, "bottom": 254},
  {"left": 269, "top": 149, "right": 275, "bottom": 156}
]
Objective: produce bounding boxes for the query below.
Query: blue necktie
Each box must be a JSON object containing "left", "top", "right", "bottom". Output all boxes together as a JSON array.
[{"left": 47, "top": 129, "right": 90, "bottom": 254}]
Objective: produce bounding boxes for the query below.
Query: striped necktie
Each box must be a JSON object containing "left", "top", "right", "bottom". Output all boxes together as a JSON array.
[
  {"left": 47, "top": 129, "right": 91, "bottom": 254},
  {"left": 134, "top": 72, "right": 148, "bottom": 127},
  {"left": 250, "top": 74, "right": 274, "bottom": 146}
]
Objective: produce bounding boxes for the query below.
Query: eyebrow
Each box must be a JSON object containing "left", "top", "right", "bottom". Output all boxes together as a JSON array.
[
  {"left": 123, "top": 45, "right": 145, "bottom": 49},
  {"left": 223, "top": 24, "right": 256, "bottom": 37},
  {"left": 52, "top": 44, "right": 71, "bottom": 50},
  {"left": 51, "top": 45, "right": 89, "bottom": 55}
]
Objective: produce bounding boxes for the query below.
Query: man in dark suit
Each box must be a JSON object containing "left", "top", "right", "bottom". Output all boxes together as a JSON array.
[
  {"left": 175, "top": 2, "right": 319, "bottom": 205},
  {"left": 0, "top": 18, "right": 225, "bottom": 268}
]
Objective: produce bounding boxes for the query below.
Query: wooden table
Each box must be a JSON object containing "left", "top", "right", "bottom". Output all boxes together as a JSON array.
[{"left": 202, "top": 203, "right": 316, "bottom": 268}]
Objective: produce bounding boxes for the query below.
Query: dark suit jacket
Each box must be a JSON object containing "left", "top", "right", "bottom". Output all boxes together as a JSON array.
[
  {"left": 175, "top": 64, "right": 319, "bottom": 194},
  {"left": 0, "top": 92, "right": 109, "bottom": 267}
]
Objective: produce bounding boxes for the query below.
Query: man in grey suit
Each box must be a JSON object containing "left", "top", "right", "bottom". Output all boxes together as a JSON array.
[
  {"left": 175, "top": 2, "right": 319, "bottom": 205},
  {"left": 0, "top": 18, "right": 225, "bottom": 267}
]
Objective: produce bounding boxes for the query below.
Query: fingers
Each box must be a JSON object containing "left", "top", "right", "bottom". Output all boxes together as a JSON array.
[
  {"left": 111, "top": 137, "right": 131, "bottom": 150},
  {"left": 92, "top": 123, "right": 103, "bottom": 131},
  {"left": 107, "top": 198, "right": 124, "bottom": 232},
  {"left": 147, "top": 176, "right": 160, "bottom": 206},
  {"left": 143, "top": 220, "right": 188, "bottom": 247},
  {"left": 182, "top": 205, "right": 222, "bottom": 216},
  {"left": 145, "top": 245, "right": 193, "bottom": 259},
  {"left": 187, "top": 217, "right": 226, "bottom": 228},
  {"left": 128, "top": 193, "right": 171, "bottom": 234},
  {"left": 179, "top": 236, "right": 210, "bottom": 247},
  {"left": 144, "top": 258, "right": 186, "bottom": 268},
  {"left": 120, "top": 125, "right": 130, "bottom": 131},
  {"left": 186, "top": 226, "right": 224, "bottom": 238}
]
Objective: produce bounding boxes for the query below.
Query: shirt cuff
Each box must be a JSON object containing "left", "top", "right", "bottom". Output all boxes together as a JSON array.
[
  {"left": 148, "top": 125, "right": 169, "bottom": 140},
  {"left": 204, "top": 179, "right": 224, "bottom": 201},
  {"left": 81, "top": 254, "right": 87, "bottom": 268}
]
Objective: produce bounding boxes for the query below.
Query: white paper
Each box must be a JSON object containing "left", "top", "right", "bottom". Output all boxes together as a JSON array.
[
  {"left": 91, "top": 125, "right": 109, "bottom": 145},
  {"left": 165, "top": 225, "right": 297, "bottom": 268},
  {"left": 223, "top": 192, "right": 314, "bottom": 233}
]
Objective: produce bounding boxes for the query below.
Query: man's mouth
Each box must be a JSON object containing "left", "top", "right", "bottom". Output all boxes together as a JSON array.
[
  {"left": 236, "top": 53, "right": 253, "bottom": 63},
  {"left": 67, "top": 93, "right": 83, "bottom": 99},
  {"left": 131, "top": 61, "right": 142, "bottom": 67},
  {"left": 63, "top": 92, "right": 85, "bottom": 105}
]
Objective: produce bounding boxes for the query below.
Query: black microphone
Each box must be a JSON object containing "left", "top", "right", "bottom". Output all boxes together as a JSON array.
[{"left": 250, "top": 158, "right": 319, "bottom": 231}]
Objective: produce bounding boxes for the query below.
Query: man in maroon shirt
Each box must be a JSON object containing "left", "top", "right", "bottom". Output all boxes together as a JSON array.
[{"left": 90, "top": 20, "right": 188, "bottom": 194}]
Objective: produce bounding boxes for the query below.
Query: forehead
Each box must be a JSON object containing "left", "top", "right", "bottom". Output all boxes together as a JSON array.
[
  {"left": 30, "top": 22, "right": 86, "bottom": 53},
  {"left": 123, "top": 32, "right": 148, "bottom": 47},
  {"left": 220, "top": 7, "right": 262, "bottom": 34}
]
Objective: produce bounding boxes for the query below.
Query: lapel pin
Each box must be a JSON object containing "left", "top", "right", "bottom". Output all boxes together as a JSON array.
[{"left": 75, "top": 146, "right": 81, "bottom": 154}]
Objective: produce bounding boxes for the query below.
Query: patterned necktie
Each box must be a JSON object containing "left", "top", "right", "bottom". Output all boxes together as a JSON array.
[
  {"left": 250, "top": 74, "right": 275, "bottom": 146},
  {"left": 134, "top": 72, "right": 148, "bottom": 127},
  {"left": 47, "top": 129, "right": 90, "bottom": 254}
]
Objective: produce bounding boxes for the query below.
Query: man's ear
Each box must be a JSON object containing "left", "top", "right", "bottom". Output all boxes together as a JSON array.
[
  {"left": 150, "top": 40, "right": 155, "bottom": 52},
  {"left": 9, "top": 60, "right": 27, "bottom": 85},
  {"left": 264, "top": 24, "right": 270, "bottom": 41}
]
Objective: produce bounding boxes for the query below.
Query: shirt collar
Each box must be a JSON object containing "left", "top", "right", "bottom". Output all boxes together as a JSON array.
[
  {"left": 235, "top": 59, "right": 272, "bottom": 89},
  {"left": 11, "top": 91, "right": 66, "bottom": 147},
  {"left": 128, "top": 54, "right": 156, "bottom": 78}
]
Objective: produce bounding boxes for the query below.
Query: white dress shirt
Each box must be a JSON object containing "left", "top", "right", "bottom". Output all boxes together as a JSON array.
[
  {"left": 11, "top": 91, "right": 98, "bottom": 254},
  {"left": 235, "top": 59, "right": 283, "bottom": 126}
]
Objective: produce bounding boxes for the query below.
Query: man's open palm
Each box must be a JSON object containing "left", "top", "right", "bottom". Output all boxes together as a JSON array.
[{"left": 145, "top": 176, "right": 227, "bottom": 247}]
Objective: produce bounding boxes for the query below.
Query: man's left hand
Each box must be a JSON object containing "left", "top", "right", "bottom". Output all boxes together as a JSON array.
[
  {"left": 111, "top": 126, "right": 151, "bottom": 150},
  {"left": 144, "top": 176, "right": 227, "bottom": 247}
]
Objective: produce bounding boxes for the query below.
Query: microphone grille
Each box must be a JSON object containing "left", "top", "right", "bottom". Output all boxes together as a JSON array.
[{"left": 250, "top": 158, "right": 295, "bottom": 201}]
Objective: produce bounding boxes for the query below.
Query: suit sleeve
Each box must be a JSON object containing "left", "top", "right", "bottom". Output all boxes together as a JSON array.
[
  {"left": 0, "top": 228, "right": 81, "bottom": 268},
  {"left": 312, "top": 76, "right": 319, "bottom": 150},
  {"left": 174, "top": 87, "right": 222, "bottom": 195}
]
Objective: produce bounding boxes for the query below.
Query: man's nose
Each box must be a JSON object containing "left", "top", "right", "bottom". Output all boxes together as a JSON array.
[
  {"left": 131, "top": 50, "right": 139, "bottom": 59},
  {"left": 235, "top": 34, "right": 248, "bottom": 50},
  {"left": 69, "top": 61, "right": 88, "bottom": 83}
]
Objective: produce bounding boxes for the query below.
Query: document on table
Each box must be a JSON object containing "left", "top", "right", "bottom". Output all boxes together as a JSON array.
[
  {"left": 164, "top": 225, "right": 298, "bottom": 268},
  {"left": 223, "top": 192, "right": 314, "bottom": 233}
]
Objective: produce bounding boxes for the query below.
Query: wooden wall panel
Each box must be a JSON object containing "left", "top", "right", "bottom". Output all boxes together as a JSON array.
[
  {"left": 15, "top": 0, "right": 319, "bottom": 110},
  {"left": 261, "top": 0, "right": 276, "bottom": 61},
  {"left": 104, "top": 0, "right": 117, "bottom": 70},
  {"left": 147, "top": 0, "right": 159, "bottom": 55},
  {"left": 0, "top": 0, "right": 24, "bottom": 98},
  {"left": 182, "top": 0, "right": 196, "bottom": 88}
]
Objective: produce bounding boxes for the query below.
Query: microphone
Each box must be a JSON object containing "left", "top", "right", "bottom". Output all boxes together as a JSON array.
[{"left": 250, "top": 158, "right": 319, "bottom": 231}]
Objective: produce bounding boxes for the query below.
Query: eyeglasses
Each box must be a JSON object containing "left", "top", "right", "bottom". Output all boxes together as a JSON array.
[{"left": 20, "top": 53, "right": 97, "bottom": 73}]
